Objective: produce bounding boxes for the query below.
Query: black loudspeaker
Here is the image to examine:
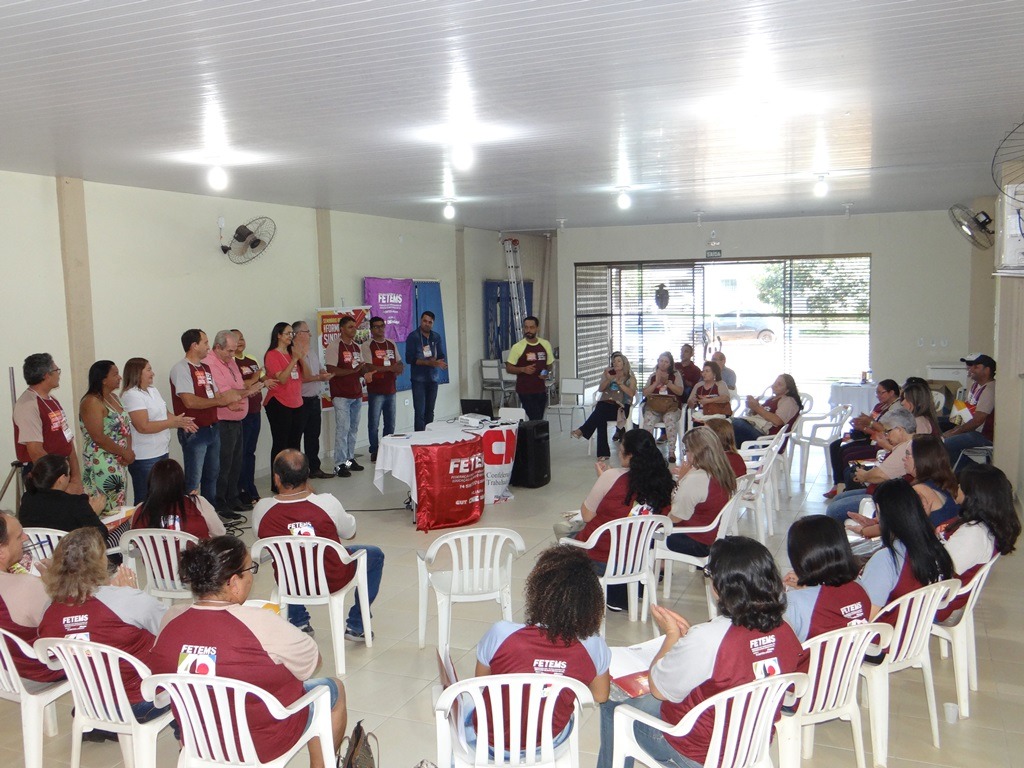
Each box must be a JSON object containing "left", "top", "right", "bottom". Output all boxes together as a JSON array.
[{"left": 511, "top": 419, "right": 550, "bottom": 488}]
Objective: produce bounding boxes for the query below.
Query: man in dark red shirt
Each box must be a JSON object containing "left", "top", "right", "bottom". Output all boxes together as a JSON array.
[
  {"left": 675, "top": 343, "right": 702, "bottom": 401},
  {"left": 360, "top": 316, "right": 404, "bottom": 462}
]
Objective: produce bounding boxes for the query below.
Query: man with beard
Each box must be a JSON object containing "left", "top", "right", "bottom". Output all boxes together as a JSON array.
[{"left": 505, "top": 316, "right": 554, "bottom": 421}]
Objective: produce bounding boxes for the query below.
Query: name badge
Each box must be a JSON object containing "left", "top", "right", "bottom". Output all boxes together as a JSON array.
[
  {"left": 383, "top": 358, "right": 391, "bottom": 367},
  {"left": 290, "top": 369, "right": 300, "bottom": 380},
  {"left": 60, "top": 412, "right": 74, "bottom": 442},
  {"left": 197, "top": 372, "right": 215, "bottom": 398},
  {"left": 526, "top": 352, "right": 536, "bottom": 361},
  {"left": 422, "top": 344, "right": 433, "bottom": 359},
  {"left": 659, "top": 386, "right": 668, "bottom": 395}
]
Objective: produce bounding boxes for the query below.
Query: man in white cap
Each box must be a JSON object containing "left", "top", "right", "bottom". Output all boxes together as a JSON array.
[{"left": 943, "top": 353, "right": 995, "bottom": 471}]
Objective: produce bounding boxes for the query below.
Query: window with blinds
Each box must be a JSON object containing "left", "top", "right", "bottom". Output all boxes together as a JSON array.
[{"left": 574, "top": 255, "right": 870, "bottom": 400}]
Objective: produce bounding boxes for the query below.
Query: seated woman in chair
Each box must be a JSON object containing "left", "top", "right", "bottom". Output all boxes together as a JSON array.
[
  {"left": 572, "top": 352, "right": 637, "bottom": 460},
  {"left": 130, "top": 458, "right": 225, "bottom": 539},
  {"left": 640, "top": 352, "right": 684, "bottom": 462},
  {"left": 703, "top": 418, "right": 748, "bottom": 478},
  {"left": 554, "top": 429, "right": 674, "bottom": 610},
  {"left": 18, "top": 453, "right": 110, "bottom": 543},
  {"left": 782, "top": 516, "right": 871, "bottom": 643},
  {"left": 596, "top": 536, "right": 803, "bottom": 768},
  {"left": 730, "top": 373, "right": 801, "bottom": 447},
  {"left": 823, "top": 378, "right": 901, "bottom": 499},
  {"left": 686, "top": 361, "right": 732, "bottom": 422},
  {"left": 470, "top": 544, "right": 610, "bottom": 753},
  {"left": 665, "top": 427, "right": 737, "bottom": 558},
  {"left": 37, "top": 528, "right": 169, "bottom": 736},
  {"left": 150, "top": 535, "right": 347, "bottom": 768}
]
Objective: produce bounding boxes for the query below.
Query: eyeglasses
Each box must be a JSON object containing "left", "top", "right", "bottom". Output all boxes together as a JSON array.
[
  {"left": 884, "top": 428, "right": 900, "bottom": 436},
  {"left": 294, "top": 329, "right": 311, "bottom": 335},
  {"left": 701, "top": 565, "right": 713, "bottom": 579},
  {"left": 49, "top": 367, "right": 61, "bottom": 375},
  {"left": 236, "top": 562, "right": 259, "bottom": 577}
]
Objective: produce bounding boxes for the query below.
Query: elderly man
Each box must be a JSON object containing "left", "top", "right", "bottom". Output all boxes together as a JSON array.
[
  {"left": 824, "top": 406, "right": 917, "bottom": 522},
  {"left": 0, "top": 514, "right": 65, "bottom": 684},
  {"left": 169, "top": 329, "right": 243, "bottom": 503},
  {"left": 253, "top": 450, "right": 384, "bottom": 640},
  {"left": 711, "top": 350, "right": 737, "bottom": 391},
  {"left": 13, "top": 353, "right": 82, "bottom": 492},
  {"left": 505, "top": 315, "right": 554, "bottom": 422},
  {"left": 205, "top": 330, "right": 263, "bottom": 516},
  {"left": 294, "top": 320, "right": 335, "bottom": 479},
  {"left": 944, "top": 353, "right": 996, "bottom": 471}
]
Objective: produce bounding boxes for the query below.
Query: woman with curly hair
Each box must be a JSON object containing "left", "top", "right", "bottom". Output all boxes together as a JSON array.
[
  {"left": 665, "top": 427, "right": 738, "bottom": 558},
  {"left": 597, "top": 536, "right": 802, "bottom": 768},
  {"left": 472, "top": 544, "right": 610, "bottom": 752},
  {"left": 731, "top": 373, "right": 802, "bottom": 446}
]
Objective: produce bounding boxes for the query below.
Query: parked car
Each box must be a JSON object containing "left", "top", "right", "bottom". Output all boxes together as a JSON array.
[{"left": 704, "top": 309, "right": 783, "bottom": 343}]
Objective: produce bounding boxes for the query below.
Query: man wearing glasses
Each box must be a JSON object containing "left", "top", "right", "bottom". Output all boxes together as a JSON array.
[
  {"left": 13, "top": 353, "right": 83, "bottom": 493},
  {"left": 360, "top": 316, "right": 404, "bottom": 462}
]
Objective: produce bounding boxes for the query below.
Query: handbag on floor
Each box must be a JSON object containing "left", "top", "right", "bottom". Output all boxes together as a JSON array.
[{"left": 340, "top": 720, "right": 379, "bottom": 768}]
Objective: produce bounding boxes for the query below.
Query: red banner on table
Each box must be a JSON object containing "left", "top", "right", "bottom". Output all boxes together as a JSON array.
[{"left": 412, "top": 437, "right": 485, "bottom": 532}]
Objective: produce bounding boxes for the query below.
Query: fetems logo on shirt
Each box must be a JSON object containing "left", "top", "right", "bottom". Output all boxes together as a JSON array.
[{"left": 178, "top": 645, "right": 218, "bottom": 675}]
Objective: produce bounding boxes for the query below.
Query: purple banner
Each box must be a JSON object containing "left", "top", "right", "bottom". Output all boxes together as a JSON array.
[{"left": 363, "top": 277, "right": 414, "bottom": 342}]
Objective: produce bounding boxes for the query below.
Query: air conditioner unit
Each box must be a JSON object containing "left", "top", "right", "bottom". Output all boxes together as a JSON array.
[{"left": 996, "top": 184, "right": 1024, "bottom": 271}]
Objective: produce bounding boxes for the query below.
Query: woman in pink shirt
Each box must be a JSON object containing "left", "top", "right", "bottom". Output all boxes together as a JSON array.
[{"left": 263, "top": 322, "right": 305, "bottom": 492}]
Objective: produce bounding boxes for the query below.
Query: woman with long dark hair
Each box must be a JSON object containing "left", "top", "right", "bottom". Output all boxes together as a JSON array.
[
  {"left": 641, "top": 351, "right": 684, "bottom": 461},
  {"left": 900, "top": 382, "right": 941, "bottom": 436},
  {"left": 665, "top": 427, "right": 738, "bottom": 558},
  {"left": 596, "top": 536, "right": 802, "bottom": 768},
  {"left": 731, "top": 373, "right": 801, "bottom": 447},
  {"left": 150, "top": 536, "right": 347, "bottom": 768},
  {"left": 823, "top": 378, "right": 902, "bottom": 499},
  {"left": 783, "top": 516, "right": 870, "bottom": 642},
  {"left": 130, "top": 458, "right": 225, "bottom": 539},
  {"left": 79, "top": 360, "right": 134, "bottom": 511},
  {"left": 472, "top": 544, "right": 610, "bottom": 752},
  {"left": 263, "top": 322, "right": 305, "bottom": 491},
  {"left": 19, "top": 453, "right": 109, "bottom": 542},
  {"left": 858, "top": 479, "right": 955, "bottom": 620}
]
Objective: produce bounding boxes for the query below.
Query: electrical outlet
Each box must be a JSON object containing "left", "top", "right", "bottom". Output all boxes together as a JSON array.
[{"left": 404, "top": 398, "right": 410, "bottom": 406}]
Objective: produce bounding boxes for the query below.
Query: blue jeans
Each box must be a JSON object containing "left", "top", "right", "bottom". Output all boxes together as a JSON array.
[
  {"left": 825, "top": 488, "right": 870, "bottom": 522},
  {"left": 944, "top": 431, "right": 992, "bottom": 473},
  {"left": 598, "top": 695, "right": 700, "bottom": 768},
  {"left": 366, "top": 393, "right": 396, "bottom": 456},
  {"left": 239, "top": 411, "right": 261, "bottom": 500},
  {"left": 285, "top": 544, "right": 384, "bottom": 634},
  {"left": 178, "top": 426, "right": 220, "bottom": 502},
  {"left": 731, "top": 417, "right": 767, "bottom": 447},
  {"left": 332, "top": 397, "right": 362, "bottom": 466},
  {"left": 127, "top": 453, "right": 167, "bottom": 504},
  {"left": 411, "top": 379, "right": 438, "bottom": 431}
]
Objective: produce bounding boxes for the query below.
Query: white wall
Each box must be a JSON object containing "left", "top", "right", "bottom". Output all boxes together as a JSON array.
[
  {"left": 0, "top": 172, "right": 71, "bottom": 482},
  {"left": 556, "top": 211, "right": 977, "bottom": 383}
]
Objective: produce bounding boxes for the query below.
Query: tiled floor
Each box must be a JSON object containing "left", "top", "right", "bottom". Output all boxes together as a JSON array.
[{"left": 5, "top": 427, "right": 1024, "bottom": 767}]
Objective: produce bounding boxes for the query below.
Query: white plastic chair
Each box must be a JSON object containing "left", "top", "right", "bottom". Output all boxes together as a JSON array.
[
  {"left": 799, "top": 392, "right": 814, "bottom": 414},
  {"left": 560, "top": 514, "right": 671, "bottom": 635},
  {"left": 930, "top": 389, "right": 945, "bottom": 413},
  {"left": 652, "top": 475, "right": 754, "bottom": 618},
  {"left": 612, "top": 672, "right": 809, "bottom": 768},
  {"left": 22, "top": 527, "right": 66, "bottom": 560},
  {"left": 858, "top": 579, "right": 960, "bottom": 765},
  {"left": 119, "top": 528, "right": 199, "bottom": 604},
  {"left": 434, "top": 672, "right": 595, "bottom": 768},
  {"left": 587, "top": 391, "right": 638, "bottom": 457},
  {"left": 775, "top": 623, "right": 893, "bottom": 768},
  {"left": 547, "top": 378, "right": 587, "bottom": 431},
  {"left": 788, "top": 404, "right": 853, "bottom": 486},
  {"left": 251, "top": 535, "right": 371, "bottom": 676},
  {"left": 34, "top": 637, "right": 173, "bottom": 768},
  {"left": 142, "top": 673, "right": 335, "bottom": 768},
  {"left": 481, "top": 359, "right": 512, "bottom": 407},
  {"left": 931, "top": 554, "right": 1000, "bottom": 718},
  {"left": 737, "top": 428, "right": 788, "bottom": 542},
  {"left": 497, "top": 406, "right": 528, "bottom": 422},
  {"left": 417, "top": 528, "right": 526, "bottom": 651},
  {"left": 0, "top": 628, "right": 72, "bottom": 768}
]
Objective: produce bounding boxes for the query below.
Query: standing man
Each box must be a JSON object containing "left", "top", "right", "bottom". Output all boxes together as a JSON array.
[
  {"left": 675, "top": 343, "right": 702, "bottom": 401},
  {"left": 205, "top": 330, "right": 262, "bottom": 516},
  {"left": 295, "top": 320, "right": 335, "bottom": 479},
  {"left": 169, "top": 329, "right": 242, "bottom": 502},
  {"left": 405, "top": 310, "right": 447, "bottom": 431},
  {"left": 944, "top": 353, "right": 996, "bottom": 471},
  {"left": 361, "top": 316, "right": 404, "bottom": 463},
  {"left": 505, "top": 315, "right": 554, "bottom": 422},
  {"left": 13, "top": 353, "right": 82, "bottom": 492},
  {"left": 711, "top": 350, "right": 737, "bottom": 391},
  {"left": 327, "top": 316, "right": 366, "bottom": 477},
  {"left": 253, "top": 449, "right": 385, "bottom": 640}
]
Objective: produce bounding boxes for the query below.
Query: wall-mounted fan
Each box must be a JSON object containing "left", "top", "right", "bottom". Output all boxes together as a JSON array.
[
  {"left": 220, "top": 217, "right": 276, "bottom": 264},
  {"left": 948, "top": 204, "right": 994, "bottom": 250},
  {"left": 991, "top": 117, "right": 1024, "bottom": 205}
]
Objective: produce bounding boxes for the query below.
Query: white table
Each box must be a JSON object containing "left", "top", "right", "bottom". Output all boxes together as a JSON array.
[
  {"left": 829, "top": 382, "right": 877, "bottom": 417},
  {"left": 373, "top": 421, "right": 519, "bottom": 504}
]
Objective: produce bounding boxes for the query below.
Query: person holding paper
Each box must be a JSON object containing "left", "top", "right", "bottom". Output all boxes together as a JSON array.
[
  {"left": 596, "top": 536, "right": 802, "bottom": 768},
  {"left": 943, "top": 353, "right": 995, "bottom": 471}
]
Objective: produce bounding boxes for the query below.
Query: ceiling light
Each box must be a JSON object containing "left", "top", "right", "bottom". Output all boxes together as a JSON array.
[
  {"left": 452, "top": 143, "right": 474, "bottom": 171},
  {"left": 814, "top": 175, "right": 829, "bottom": 197},
  {"left": 617, "top": 189, "right": 632, "bottom": 210},
  {"left": 207, "top": 166, "right": 228, "bottom": 191},
  {"left": 443, "top": 201, "right": 456, "bottom": 220}
]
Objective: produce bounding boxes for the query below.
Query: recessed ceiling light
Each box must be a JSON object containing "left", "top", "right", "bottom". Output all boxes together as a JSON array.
[
  {"left": 207, "top": 166, "right": 228, "bottom": 191},
  {"left": 443, "top": 201, "right": 456, "bottom": 220},
  {"left": 617, "top": 189, "right": 632, "bottom": 210},
  {"left": 814, "top": 175, "right": 829, "bottom": 198}
]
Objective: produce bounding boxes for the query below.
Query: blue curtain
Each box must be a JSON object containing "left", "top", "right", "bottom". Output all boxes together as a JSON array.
[{"left": 483, "top": 279, "right": 534, "bottom": 359}]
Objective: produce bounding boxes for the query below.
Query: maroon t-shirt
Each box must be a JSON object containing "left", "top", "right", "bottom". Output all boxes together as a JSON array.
[
  {"left": 256, "top": 499, "right": 356, "bottom": 592},
  {"left": 806, "top": 582, "right": 871, "bottom": 641},
  {"left": 329, "top": 341, "right": 364, "bottom": 399},
  {"left": 577, "top": 474, "right": 668, "bottom": 563},
  {"left": 14, "top": 394, "right": 74, "bottom": 462},
  {"left": 685, "top": 476, "right": 731, "bottom": 546},
  {"left": 170, "top": 362, "right": 218, "bottom": 428},
  {"left": 132, "top": 495, "right": 211, "bottom": 539},
  {"left": 235, "top": 355, "right": 263, "bottom": 414},
  {"left": 364, "top": 340, "right": 399, "bottom": 395}
]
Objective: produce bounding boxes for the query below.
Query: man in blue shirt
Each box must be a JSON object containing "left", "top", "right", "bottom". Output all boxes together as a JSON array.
[{"left": 404, "top": 311, "right": 447, "bottom": 430}]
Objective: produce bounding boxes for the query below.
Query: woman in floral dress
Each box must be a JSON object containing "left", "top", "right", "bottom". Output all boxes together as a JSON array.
[{"left": 79, "top": 360, "right": 134, "bottom": 512}]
